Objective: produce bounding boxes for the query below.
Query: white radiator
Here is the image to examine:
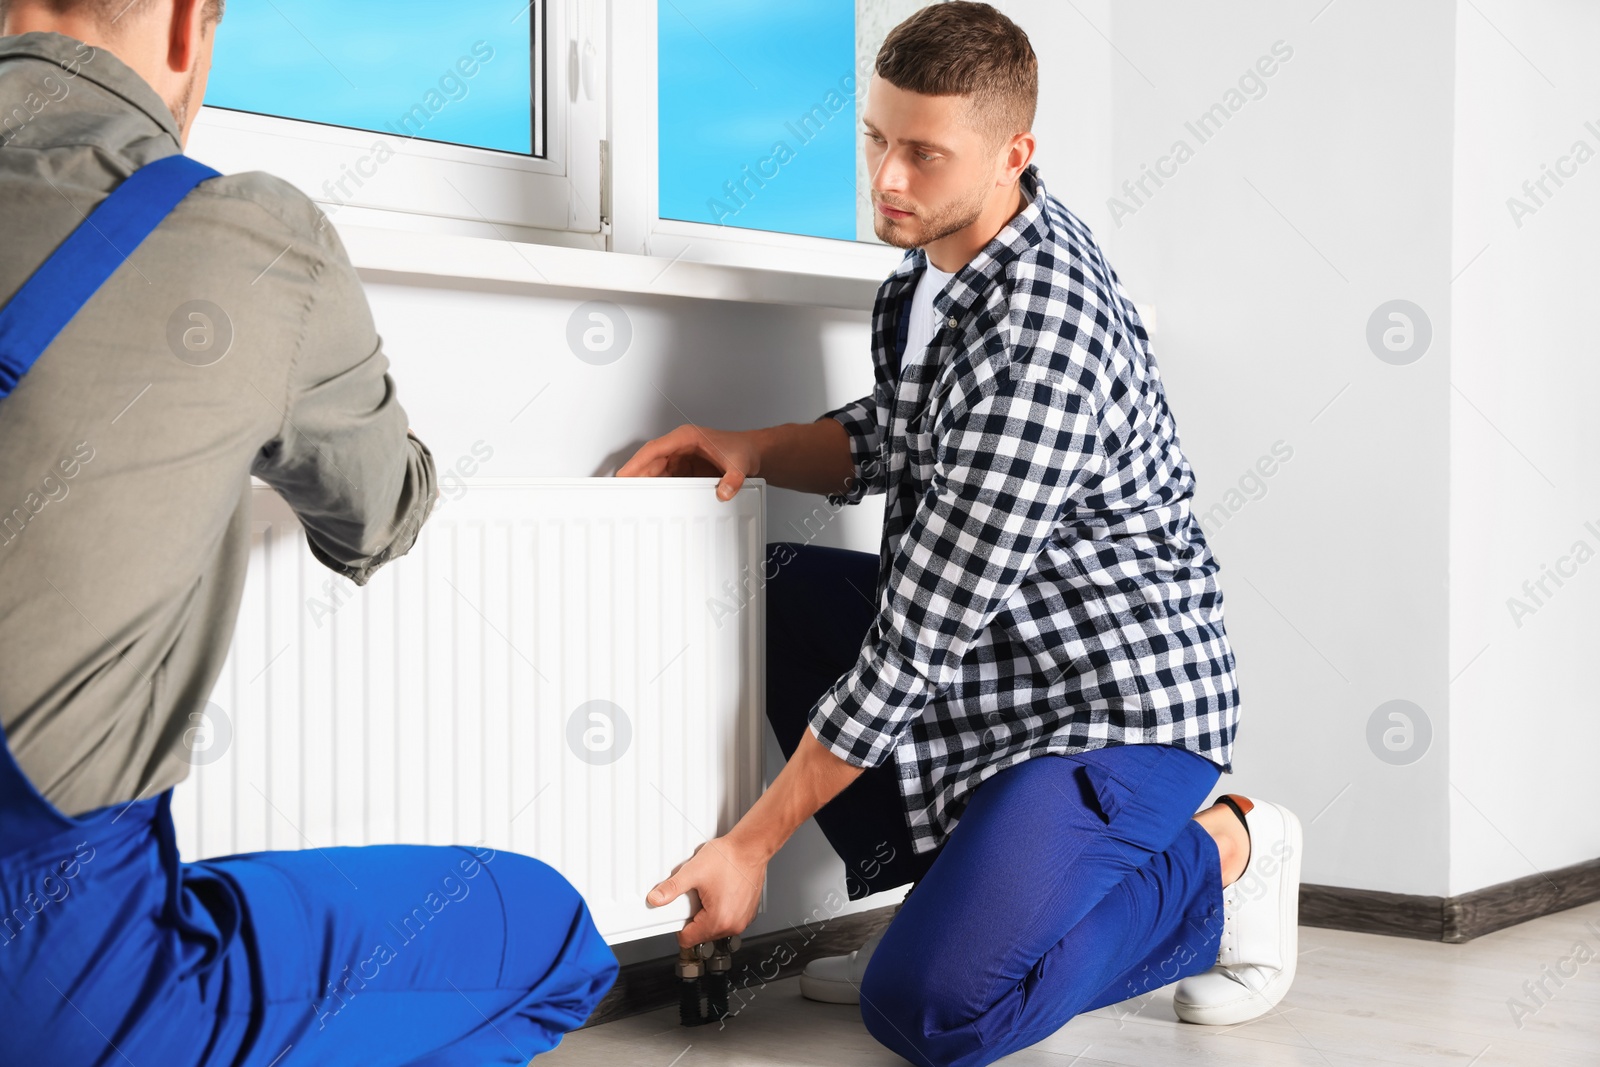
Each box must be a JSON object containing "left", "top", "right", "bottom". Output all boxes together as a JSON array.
[{"left": 171, "top": 477, "right": 767, "bottom": 942}]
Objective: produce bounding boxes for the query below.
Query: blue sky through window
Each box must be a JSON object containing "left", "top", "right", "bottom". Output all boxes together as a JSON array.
[
  {"left": 205, "top": 1, "right": 535, "bottom": 155},
  {"left": 658, "top": 1, "right": 858, "bottom": 241}
]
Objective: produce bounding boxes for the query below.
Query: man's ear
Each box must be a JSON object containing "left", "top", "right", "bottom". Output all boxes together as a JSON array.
[
  {"left": 166, "top": 0, "right": 207, "bottom": 73},
  {"left": 1004, "top": 132, "right": 1037, "bottom": 184}
]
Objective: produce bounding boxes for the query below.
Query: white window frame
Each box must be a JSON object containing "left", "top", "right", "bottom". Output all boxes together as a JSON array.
[
  {"left": 606, "top": 0, "right": 901, "bottom": 285},
  {"left": 183, "top": 0, "right": 892, "bottom": 307},
  {"left": 186, "top": 0, "right": 606, "bottom": 247}
]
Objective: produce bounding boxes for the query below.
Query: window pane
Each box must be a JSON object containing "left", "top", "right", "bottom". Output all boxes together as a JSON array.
[
  {"left": 206, "top": 1, "right": 539, "bottom": 156},
  {"left": 658, "top": 0, "right": 934, "bottom": 243},
  {"left": 658, "top": 1, "right": 860, "bottom": 241}
]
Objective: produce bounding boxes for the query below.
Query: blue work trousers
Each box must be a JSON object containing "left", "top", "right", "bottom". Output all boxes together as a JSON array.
[
  {"left": 766, "top": 541, "right": 1229, "bottom": 1067},
  {"left": 0, "top": 754, "right": 617, "bottom": 1066}
]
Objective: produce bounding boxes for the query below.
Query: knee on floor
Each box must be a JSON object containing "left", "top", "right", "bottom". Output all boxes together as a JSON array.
[
  {"left": 862, "top": 944, "right": 1021, "bottom": 1067},
  {"left": 473, "top": 849, "right": 614, "bottom": 981},
  {"left": 474, "top": 848, "right": 586, "bottom": 917}
]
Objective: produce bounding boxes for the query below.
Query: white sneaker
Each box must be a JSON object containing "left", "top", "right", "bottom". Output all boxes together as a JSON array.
[
  {"left": 1173, "top": 794, "right": 1303, "bottom": 1026},
  {"left": 798, "top": 928, "right": 887, "bottom": 1004}
]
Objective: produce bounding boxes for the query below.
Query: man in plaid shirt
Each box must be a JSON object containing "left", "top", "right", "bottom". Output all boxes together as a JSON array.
[{"left": 625, "top": 3, "right": 1304, "bottom": 1061}]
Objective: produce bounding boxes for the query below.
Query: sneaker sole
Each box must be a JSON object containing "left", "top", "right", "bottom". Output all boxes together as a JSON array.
[{"left": 798, "top": 972, "right": 861, "bottom": 1005}]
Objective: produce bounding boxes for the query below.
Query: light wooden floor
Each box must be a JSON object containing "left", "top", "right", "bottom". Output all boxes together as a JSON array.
[{"left": 539, "top": 899, "right": 1600, "bottom": 1066}]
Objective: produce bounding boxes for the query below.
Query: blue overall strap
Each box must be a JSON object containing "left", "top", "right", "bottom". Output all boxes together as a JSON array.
[{"left": 0, "top": 153, "right": 221, "bottom": 399}]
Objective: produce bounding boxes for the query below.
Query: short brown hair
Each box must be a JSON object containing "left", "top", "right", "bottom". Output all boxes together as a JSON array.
[
  {"left": 875, "top": 1, "right": 1038, "bottom": 141},
  {"left": 0, "top": 0, "right": 224, "bottom": 30}
]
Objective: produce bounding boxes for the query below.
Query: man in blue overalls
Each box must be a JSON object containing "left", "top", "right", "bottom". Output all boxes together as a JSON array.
[{"left": 0, "top": 2, "right": 617, "bottom": 1063}]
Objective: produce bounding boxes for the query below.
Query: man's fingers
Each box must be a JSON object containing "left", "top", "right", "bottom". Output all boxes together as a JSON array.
[
  {"left": 667, "top": 426, "right": 732, "bottom": 479},
  {"left": 677, "top": 896, "right": 724, "bottom": 948},
  {"left": 678, "top": 913, "right": 717, "bottom": 949},
  {"left": 621, "top": 426, "right": 703, "bottom": 476},
  {"left": 646, "top": 875, "right": 681, "bottom": 908},
  {"left": 618, "top": 426, "right": 718, "bottom": 480},
  {"left": 716, "top": 468, "right": 745, "bottom": 502},
  {"left": 648, "top": 840, "right": 715, "bottom": 908},
  {"left": 616, "top": 439, "right": 668, "bottom": 478}
]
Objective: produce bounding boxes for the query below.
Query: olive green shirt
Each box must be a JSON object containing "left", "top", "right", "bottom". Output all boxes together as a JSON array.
[{"left": 0, "top": 32, "right": 437, "bottom": 817}]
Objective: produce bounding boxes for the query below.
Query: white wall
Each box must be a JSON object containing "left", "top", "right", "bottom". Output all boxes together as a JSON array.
[
  {"left": 1016, "top": 0, "right": 1115, "bottom": 226},
  {"left": 1102, "top": 0, "right": 1600, "bottom": 901},
  {"left": 1447, "top": 0, "right": 1600, "bottom": 896},
  {"left": 1104, "top": 0, "right": 1458, "bottom": 897}
]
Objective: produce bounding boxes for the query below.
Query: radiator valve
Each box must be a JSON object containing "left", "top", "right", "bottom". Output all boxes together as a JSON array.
[
  {"left": 676, "top": 943, "right": 716, "bottom": 1026},
  {"left": 705, "top": 935, "right": 740, "bottom": 1020}
]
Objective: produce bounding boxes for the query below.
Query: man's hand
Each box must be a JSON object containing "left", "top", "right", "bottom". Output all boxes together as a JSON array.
[
  {"left": 645, "top": 728, "right": 865, "bottom": 948},
  {"left": 616, "top": 424, "right": 761, "bottom": 502},
  {"left": 645, "top": 834, "right": 768, "bottom": 948},
  {"left": 617, "top": 419, "right": 857, "bottom": 500}
]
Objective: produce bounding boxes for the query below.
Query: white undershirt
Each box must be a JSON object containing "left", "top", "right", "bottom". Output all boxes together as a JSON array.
[
  {"left": 903, "top": 259, "right": 957, "bottom": 373},
  {"left": 903, "top": 186, "right": 1034, "bottom": 372}
]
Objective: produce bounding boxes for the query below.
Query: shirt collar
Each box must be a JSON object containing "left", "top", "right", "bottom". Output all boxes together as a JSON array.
[{"left": 0, "top": 31, "right": 183, "bottom": 148}]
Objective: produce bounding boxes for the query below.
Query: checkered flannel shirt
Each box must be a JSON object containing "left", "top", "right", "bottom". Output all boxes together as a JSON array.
[{"left": 810, "top": 163, "right": 1239, "bottom": 856}]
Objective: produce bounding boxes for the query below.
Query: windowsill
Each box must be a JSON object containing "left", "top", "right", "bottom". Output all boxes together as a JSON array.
[{"left": 336, "top": 219, "right": 893, "bottom": 312}]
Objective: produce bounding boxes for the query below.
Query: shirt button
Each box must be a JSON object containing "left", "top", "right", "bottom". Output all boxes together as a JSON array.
[{"left": 946, "top": 315, "right": 959, "bottom": 330}]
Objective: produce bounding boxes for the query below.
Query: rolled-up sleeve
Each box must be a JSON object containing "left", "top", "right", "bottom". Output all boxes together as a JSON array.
[
  {"left": 250, "top": 215, "right": 436, "bottom": 586},
  {"left": 818, "top": 375, "right": 892, "bottom": 507},
  {"left": 807, "top": 351, "right": 1109, "bottom": 768}
]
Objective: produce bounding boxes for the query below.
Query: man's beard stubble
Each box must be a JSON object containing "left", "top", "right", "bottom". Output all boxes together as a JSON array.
[
  {"left": 872, "top": 182, "right": 989, "bottom": 250},
  {"left": 168, "top": 70, "right": 198, "bottom": 137}
]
